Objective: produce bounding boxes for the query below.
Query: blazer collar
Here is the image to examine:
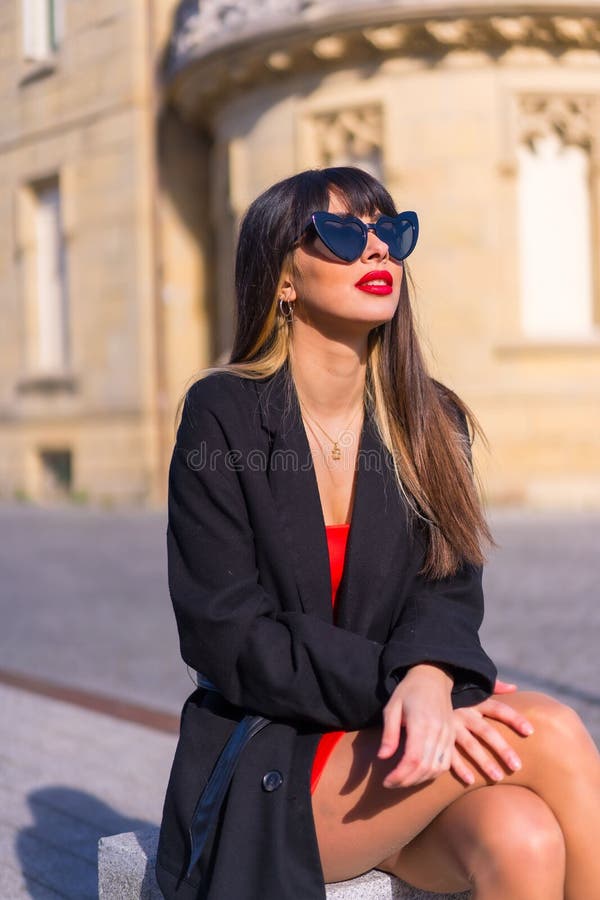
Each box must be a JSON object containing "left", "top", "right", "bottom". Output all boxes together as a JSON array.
[{"left": 254, "top": 363, "right": 412, "bottom": 633}]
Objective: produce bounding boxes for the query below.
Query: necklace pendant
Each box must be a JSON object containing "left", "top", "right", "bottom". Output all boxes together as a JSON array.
[{"left": 331, "top": 443, "right": 341, "bottom": 461}]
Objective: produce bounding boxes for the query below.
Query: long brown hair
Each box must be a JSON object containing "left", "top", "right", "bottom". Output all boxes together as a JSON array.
[{"left": 176, "top": 167, "right": 495, "bottom": 578}]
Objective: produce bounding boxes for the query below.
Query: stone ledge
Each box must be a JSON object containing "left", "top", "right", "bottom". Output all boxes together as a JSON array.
[{"left": 98, "top": 828, "right": 471, "bottom": 899}]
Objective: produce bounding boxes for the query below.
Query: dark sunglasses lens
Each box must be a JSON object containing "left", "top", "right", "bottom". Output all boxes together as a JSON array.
[
  {"left": 316, "top": 218, "right": 366, "bottom": 262},
  {"left": 376, "top": 217, "right": 418, "bottom": 261}
]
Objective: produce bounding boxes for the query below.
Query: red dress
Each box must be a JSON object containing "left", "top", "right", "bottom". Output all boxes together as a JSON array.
[{"left": 310, "top": 523, "right": 350, "bottom": 794}]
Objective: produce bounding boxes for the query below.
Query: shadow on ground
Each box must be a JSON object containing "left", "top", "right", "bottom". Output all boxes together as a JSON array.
[{"left": 18, "top": 786, "right": 155, "bottom": 899}]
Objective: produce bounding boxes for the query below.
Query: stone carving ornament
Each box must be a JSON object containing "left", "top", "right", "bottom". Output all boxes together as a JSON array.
[
  {"left": 170, "top": 0, "right": 318, "bottom": 64},
  {"left": 165, "top": 1, "right": 600, "bottom": 112},
  {"left": 312, "top": 106, "right": 383, "bottom": 167},
  {"left": 519, "top": 95, "right": 597, "bottom": 152}
]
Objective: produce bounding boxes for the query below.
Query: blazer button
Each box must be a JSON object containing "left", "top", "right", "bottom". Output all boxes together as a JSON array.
[{"left": 262, "top": 769, "right": 283, "bottom": 792}]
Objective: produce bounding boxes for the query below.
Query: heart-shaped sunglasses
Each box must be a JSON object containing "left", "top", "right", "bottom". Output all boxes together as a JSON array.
[{"left": 296, "top": 211, "right": 419, "bottom": 263}]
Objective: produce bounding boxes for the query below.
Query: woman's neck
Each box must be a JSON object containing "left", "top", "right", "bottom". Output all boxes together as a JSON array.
[{"left": 288, "top": 338, "right": 367, "bottom": 422}]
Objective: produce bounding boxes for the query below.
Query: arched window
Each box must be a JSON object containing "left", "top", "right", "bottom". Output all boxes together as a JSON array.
[{"left": 517, "top": 96, "right": 596, "bottom": 339}]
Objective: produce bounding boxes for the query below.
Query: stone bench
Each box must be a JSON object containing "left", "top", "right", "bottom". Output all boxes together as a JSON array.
[{"left": 98, "top": 828, "right": 470, "bottom": 899}]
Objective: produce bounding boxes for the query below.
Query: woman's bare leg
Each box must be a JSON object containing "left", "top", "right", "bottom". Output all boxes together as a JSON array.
[
  {"left": 311, "top": 691, "right": 599, "bottom": 897},
  {"left": 380, "top": 785, "right": 566, "bottom": 899}
]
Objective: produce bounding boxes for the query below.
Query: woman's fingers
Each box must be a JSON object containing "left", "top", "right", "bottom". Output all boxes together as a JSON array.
[
  {"left": 379, "top": 666, "right": 456, "bottom": 788},
  {"left": 476, "top": 697, "right": 535, "bottom": 737},
  {"left": 493, "top": 678, "right": 517, "bottom": 694},
  {"left": 398, "top": 695, "right": 537, "bottom": 788},
  {"left": 387, "top": 720, "right": 433, "bottom": 784},
  {"left": 377, "top": 697, "right": 403, "bottom": 759},
  {"left": 454, "top": 704, "right": 532, "bottom": 775},
  {"left": 382, "top": 720, "right": 430, "bottom": 786},
  {"left": 380, "top": 697, "right": 535, "bottom": 788},
  {"left": 454, "top": 721, "right": 509, "bottom": 782},
  {"left": 383, "top": 719, "right": 453, "bottom": 787},
  {"left": 449, "top": 746, "right": 475, "bottom": 785}
]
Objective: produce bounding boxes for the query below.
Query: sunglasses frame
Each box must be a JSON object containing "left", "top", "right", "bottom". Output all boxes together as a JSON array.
[{"left": 298, "top": 210, "right": 419, "bottom": 263}]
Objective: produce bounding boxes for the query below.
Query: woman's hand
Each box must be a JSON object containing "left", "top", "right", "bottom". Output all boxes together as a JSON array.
[
  {"left": 378, "top": 664, "right": 455, "bottom": 788},
  {"left": 450, "top": 697, "right": 535, "bottom": 785}
]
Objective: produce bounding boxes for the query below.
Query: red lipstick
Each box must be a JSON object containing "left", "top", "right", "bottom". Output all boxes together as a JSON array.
[{"left": 354, "top": 270, "right": 393, "bottom": 295}]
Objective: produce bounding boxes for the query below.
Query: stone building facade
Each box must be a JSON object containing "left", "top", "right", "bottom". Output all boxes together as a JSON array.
[
  {"left": 1, "top": 0, "right": 599, "bottom": 507},
  {"left": 0, "top": 1, "right": 171, "bottom": 505}
]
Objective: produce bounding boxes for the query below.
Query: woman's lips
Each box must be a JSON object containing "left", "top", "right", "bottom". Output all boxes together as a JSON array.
[{"left": 354, "top": 270, "right": 393, "bottom": 295}]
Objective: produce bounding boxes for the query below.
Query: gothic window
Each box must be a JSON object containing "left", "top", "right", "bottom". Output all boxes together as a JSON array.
[
  {"left": 311, "top": 105, "right": 383, "bottom": 179},
  {"left": 516, "top": 96, "right": 597, "bottom": 339}
]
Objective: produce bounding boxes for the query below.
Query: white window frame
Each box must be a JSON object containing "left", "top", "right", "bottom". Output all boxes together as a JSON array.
[
  {"left": 32, "top": 176, "right": 70, "bottom": 373},
  {"left": 517, "top": 132, "right": 594, "bottom": 339},
  {"left": 22, "top": 0, "right": 64, "bottom": 61}
]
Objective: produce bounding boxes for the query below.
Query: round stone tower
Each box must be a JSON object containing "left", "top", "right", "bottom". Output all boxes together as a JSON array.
[{"left": 159, "top": 1, "right": 600, "bottom": 507}]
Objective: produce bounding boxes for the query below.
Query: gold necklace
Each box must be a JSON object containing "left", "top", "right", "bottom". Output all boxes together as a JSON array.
[
  {"left": 301, "top": 416, "right": 332, "bottom": 465},
  {"left": 299, "top": 398, "right": 363, "bottom": 461}
]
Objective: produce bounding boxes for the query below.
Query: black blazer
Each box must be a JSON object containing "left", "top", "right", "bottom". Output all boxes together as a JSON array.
[{"left": 155, "top": 362, "right": 497, "bottom": 900}]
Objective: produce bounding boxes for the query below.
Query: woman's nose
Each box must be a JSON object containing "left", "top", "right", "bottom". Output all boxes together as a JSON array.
[{"left": 362, "top": 228, "right": 389, "bottom": 261}]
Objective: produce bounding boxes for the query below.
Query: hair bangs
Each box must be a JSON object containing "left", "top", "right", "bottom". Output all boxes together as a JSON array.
[
  {"left": 321, "top": 167, "right": 398, "bottom": 218},
  {"left": 281, "top": 167, "right": 399, "bottom": 246}
]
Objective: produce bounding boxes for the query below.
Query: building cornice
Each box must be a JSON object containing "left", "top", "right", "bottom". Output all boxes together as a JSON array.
[{"left": 163, "top": 2, "right": 600, "bottom": 122}]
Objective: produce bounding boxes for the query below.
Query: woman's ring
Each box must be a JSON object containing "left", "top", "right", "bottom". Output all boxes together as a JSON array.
[{"left": 437, "top": 752, "right": 445, "bottom": 764}]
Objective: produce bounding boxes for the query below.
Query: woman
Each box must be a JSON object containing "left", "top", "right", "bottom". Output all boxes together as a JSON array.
[{"left": 155, "top": 167, "right": 600, "bottom": 900}]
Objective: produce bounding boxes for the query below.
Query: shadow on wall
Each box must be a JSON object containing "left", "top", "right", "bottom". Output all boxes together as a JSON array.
[{"left": 18, "top": 786, "right": 154, "bottom": 899}]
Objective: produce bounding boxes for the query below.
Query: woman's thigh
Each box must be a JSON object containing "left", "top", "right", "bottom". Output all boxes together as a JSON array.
[
  {"left": 310, "top": 690, "right": 574, "bottom": 883},
  {"left": 311, "top": 722, "right": 471, "bottom": 882}
]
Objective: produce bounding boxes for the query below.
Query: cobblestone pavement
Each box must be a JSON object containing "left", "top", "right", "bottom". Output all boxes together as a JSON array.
[{"left": 0, "top": 503, "right": 598, "bottom": 897}]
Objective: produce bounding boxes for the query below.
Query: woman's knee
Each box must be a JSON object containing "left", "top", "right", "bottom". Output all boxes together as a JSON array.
[
  {"left": 466, "top": 787, "right": 566, "bottom": 880},
  {"left": 517, "top": 691, "right": 588, "bottom": 753}
]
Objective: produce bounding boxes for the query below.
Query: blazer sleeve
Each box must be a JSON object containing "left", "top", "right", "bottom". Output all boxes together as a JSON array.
[
  {"left": 380, "top": 554, "right": 497, "bottom": 709},
  {"left": 168, "top": 381, "right": 427, "bottom": 732},
  {"left": 380, "top": 403, "right": 497, "bottom": 708}
]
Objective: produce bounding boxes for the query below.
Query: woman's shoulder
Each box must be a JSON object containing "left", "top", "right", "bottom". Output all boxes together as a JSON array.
[
  {"left": 184, "top": 369, "right": 256, "bottom": 412},
  {"left": 175, "top": 371, "right": 263, "bottom": 447},
  {"left": 179, "top": 370, "right": 274, "bottom": 442}
]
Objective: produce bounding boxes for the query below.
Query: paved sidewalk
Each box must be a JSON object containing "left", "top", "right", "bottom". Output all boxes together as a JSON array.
[
  {"left": 0, "top": 504, "right": 598, "bottom": 736},
  {"left": 0, "top": 683, "right": 176, "bottom": 899},
  {"left": 0, "top": 504, "right": 598, "bottom": 898},
  {"left": 481, "top": 509, "right": 600, "bottom": 744}
]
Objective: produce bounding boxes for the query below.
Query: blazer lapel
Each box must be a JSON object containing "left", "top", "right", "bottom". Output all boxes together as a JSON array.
[
  {"left": 255, "top": 364, "right": 411, "bottom": 633},
  {"left": 334, "top": 414, "right": 411, "bottom": 637}
]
